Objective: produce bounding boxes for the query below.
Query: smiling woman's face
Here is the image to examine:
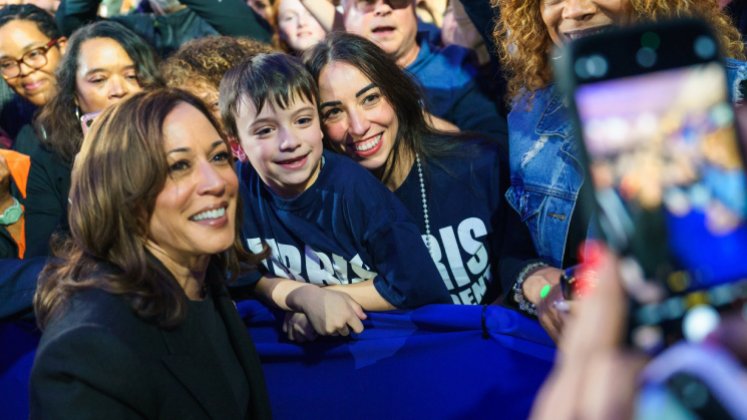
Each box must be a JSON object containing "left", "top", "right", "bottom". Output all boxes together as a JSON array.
[
  {"left": 0, "top": 19, "right": 65, "bottom": 106},
  {"left": 317, "top": 60, "right": 398, "bottom": 174},
  {"left": 148, "top": 102, "right": 238, "bottom": 267},
  {"left": 541, "top": 0, "right": 632, "bottom": 47}
]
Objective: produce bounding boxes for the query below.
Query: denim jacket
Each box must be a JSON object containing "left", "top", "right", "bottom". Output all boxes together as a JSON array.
[{"left": 506, "top": 58, "right": 747, "bottom": 268}]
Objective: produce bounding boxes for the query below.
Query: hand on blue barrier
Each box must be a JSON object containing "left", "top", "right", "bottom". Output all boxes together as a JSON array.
[
  {"left": 283, "top": 312, "right": 318, "bottom": 343},
  {"left": 287, "top": 286, "right": 367, "bottom": 337}
]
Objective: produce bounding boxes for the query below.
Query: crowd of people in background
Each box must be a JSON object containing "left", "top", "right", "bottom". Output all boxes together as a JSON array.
[{"left": 0, "top": 0, "right": 746, "bottom": 418}]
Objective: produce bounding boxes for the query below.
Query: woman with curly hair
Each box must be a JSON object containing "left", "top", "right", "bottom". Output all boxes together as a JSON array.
[
  {"left": 161, "top": 36, "right": 273, "bottom": 121},
  {"left": 492, "top": 0, "right": 745, "bottom": 339}
]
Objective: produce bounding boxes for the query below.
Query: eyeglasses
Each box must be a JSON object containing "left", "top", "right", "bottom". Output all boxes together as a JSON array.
[
  {"left": 0, "top": 38, "right": 61, "bottom": 80},
  {"left": 353, "top": 0, "right": 412, "bottom": 13}
]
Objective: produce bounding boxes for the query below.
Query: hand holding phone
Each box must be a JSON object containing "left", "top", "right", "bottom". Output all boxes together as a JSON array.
[
  {"left": 80, "top": 111, "right": 101, "bottom": 136},
  {"left": 554, "top": 18, "right": 747, "bottom": 353}
]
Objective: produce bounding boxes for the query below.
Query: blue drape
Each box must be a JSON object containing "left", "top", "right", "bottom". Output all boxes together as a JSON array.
[{"left": 1, "top": 300, "right": 555, "bottom": 419}]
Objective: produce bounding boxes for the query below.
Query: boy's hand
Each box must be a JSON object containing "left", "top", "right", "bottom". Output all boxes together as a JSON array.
[
  {"left": 283, "top": 312, "right": 318, "bottom": 342},
  {"left": 288, "top": 286, "right": 367, "bottom": 336}
]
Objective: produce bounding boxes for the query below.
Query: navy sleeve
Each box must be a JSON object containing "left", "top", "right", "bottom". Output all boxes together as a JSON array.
[
  {"left": 448, "top": 74, "right": 508, "bottom": 143},
  {"left": 227, "top": 268, "right": 266, "bottom": 301},
  {"left": 0, "top": 256, "right": 48, "bottom": 321},
  {"left": 354, "top": 180, "right": 450, "bottom": 308},
  {"left": 368, "top": 220, "right": 451, "bottom": 308},
  {"left": 0, "top": 93, "right": 35, "bottom": 141},
  {"left": 458, "top": 0, "right": 500, "bottom": 57}
]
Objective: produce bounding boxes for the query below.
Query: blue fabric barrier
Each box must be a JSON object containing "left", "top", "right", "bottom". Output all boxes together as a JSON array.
[{"left": 1, "top": 300, "right": 555, "bottom": 419}]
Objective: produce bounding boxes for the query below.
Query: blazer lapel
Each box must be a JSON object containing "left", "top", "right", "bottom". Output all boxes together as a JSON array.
[
  {"left": 213, "top": 287, "right": 272, "bottom": 420},
  {"left": 160, "top": 329, "right": 241, "bottom": 420}
]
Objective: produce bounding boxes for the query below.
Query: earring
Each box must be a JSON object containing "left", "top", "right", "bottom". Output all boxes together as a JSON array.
[{"left": 75, "top": 105, "right": 81, "bottom": 120}]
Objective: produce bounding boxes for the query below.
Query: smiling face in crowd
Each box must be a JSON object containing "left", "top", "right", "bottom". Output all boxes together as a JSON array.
[
  {"left": 318, "top": 60, "right": 398, "bottom": 174},
  {"left": 541, "top": 0, "right": 632, "bottom": 47},
  {"left": 343, "top": 0, "right": 420, "bottom": 67},
  {"left": 148, "top": 102, "right": 239, "bottom": 267},
  {"left": 235, "top": 93, "right": 324, "bottom": 198},
  {"left": 0, "top": 19, "right": 65, "bottom": 106}
]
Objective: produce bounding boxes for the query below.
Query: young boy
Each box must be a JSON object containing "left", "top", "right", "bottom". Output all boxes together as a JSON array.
[{"left": 220, "top": 53, "right": 449, "bottom": 341}]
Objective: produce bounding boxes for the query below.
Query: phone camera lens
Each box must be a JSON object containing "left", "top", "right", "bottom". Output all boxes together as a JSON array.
[
  {"left": 575, "top": 54, "right": 608, "bottom": 79},
  {"left": 641, "top": 32, "right": 661, "bottom": 50},
  {"left": 694, "top": 36, "right": 717, "bottom": 59},
  {"left": 636, "top": 47, "right": 657, "bottom": 68}
]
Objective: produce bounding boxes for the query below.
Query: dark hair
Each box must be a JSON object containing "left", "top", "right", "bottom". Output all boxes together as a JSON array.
[
  {"left": 219, "top": 52, "right": 318, "bottom": 138},
  {"left": 0, "top": 4, "right": 60, "bottom": 40},
  {"left": 303, "top": 32, "right": 460, "bottom": 185},
  {"left": 34, "top": 88, "right": 263, "bottom": 329},
  {"left": 35, "top": 21, "right": 162, "bottom": 163}
]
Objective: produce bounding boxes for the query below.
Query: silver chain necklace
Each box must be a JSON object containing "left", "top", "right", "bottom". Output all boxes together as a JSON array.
[{"left": 415, "top": 153, "right": 432, "bottom": 251}]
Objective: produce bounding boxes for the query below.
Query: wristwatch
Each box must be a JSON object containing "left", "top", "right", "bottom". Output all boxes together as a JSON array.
[{"left": 0, "top": 197, "right": 23, "bottom": 225}]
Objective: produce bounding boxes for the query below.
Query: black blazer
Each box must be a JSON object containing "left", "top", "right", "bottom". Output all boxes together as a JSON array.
[{"left": 30, "top": 284, "right": 271, "bottom": 419}]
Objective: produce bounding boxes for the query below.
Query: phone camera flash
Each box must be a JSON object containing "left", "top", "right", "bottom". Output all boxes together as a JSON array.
[{"left": 682, "top": 305, "right": 720, "bottom": 344}]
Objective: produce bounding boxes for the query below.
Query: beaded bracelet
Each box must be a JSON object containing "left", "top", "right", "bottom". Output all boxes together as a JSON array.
[{"left": 512, "top": 261, "right": 550, "bottom": 316}]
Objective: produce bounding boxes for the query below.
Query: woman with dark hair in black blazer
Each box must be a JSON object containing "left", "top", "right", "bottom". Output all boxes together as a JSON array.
[{"left": 30, "top": 88, "right": 271, "bottom": 419}]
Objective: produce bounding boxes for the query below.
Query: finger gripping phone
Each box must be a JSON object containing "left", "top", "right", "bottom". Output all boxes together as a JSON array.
[
  {"left": 80, "top": 111, "right": 101, "bottom": 137},
  {"left": 555, "top": 18, "right": 747, "bottom": 352}
]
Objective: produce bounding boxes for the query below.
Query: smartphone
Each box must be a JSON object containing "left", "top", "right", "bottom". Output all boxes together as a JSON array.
[
  {"left": 80, "top": 111, "right": 101, "bottom": 137},
  {"left": 555, "top": 19, "right": 747, "bottom": 352}
]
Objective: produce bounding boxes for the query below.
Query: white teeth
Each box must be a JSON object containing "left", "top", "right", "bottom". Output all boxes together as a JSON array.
[
  {"left": 353, "top": 134, "right": 382, "bottom": 152},
  {"left": 566, "top": 27, "right": 609, "bottom": 41},
  {"left": 192, "top": 207, "right": 225, "bottom": 221}
]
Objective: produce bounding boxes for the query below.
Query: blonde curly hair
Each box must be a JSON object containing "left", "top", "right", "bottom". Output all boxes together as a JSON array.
[{"left": 494, "top": 0, "right": 745, "bottom": 101}]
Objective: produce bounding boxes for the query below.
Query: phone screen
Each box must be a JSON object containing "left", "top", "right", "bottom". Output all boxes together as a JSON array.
[{"left": 574, "top": 61, "right": 747, "bottom": 293}]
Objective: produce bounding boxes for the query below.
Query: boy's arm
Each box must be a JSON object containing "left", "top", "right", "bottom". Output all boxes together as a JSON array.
[
  {"left": 325, "top": 281, "right": 395, "bottom": 311},
  {"left": 255, "top": 276, "right": 366, "bottom": 336},
  {"left": 254, "top": 275, "right": 313, "bottom": 311}
]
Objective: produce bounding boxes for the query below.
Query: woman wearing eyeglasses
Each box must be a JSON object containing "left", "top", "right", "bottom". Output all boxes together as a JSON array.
[
  {"left": 0, "top": 5, "right": 65, "bottom": 258},
  {"left": 0, "top": 5, "right": 66, "bottom": 138}
]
